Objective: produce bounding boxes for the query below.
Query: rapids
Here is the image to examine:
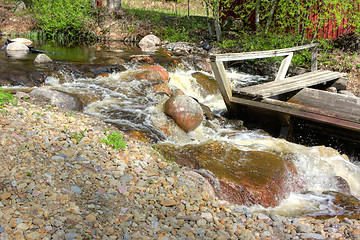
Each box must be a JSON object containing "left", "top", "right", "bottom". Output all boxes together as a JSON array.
[{"left": 1, "top": 40, "right": 360, "bottom": 218}]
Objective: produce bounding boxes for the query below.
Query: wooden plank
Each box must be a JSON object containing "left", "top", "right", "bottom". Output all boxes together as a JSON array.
[
  {"left": 230, "top": 96, "right": 360, "bottom": 131},
  {"left": 289, "top": 88, "right": 360, "bottom": 117},
  {"left": 209, "top": 60, "right": 234, "bottom": 111},
  {"left": 275, "top": 52, "right": 293, "bottom": 81},
  {"left": 210, "top": 43, "right": 318, "bottom": 62},
  {"left": 233, "top": 70, "right": 346, "bottom": 99}
]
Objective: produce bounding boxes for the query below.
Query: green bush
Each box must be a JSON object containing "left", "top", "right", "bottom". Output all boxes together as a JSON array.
[{"left": 31, "top": 0, "right": 93, "bottom": 37}]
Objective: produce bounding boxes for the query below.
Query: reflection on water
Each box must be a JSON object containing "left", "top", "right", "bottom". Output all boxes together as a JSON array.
[{"left": 1, "top": 39, "right": 360, "bottom": 218}]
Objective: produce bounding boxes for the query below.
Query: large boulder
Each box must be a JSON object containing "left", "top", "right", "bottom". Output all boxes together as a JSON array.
[
  {"left": 5, "top": 42, "right": 29, "bottom": 51},
  {"left": 136, "top": 70, "right": 162, "bottom": 82},
  {"left": 138, "top": 35, "right": 161, "bottom": 52},
  {"left": 156, "top": 141, "right": 302, "bottom": 208},
  {"left": 10, "top": 38, "right": 32, "bottom": 45},
  {"left": 30, "top": 88, "right": 83, "bottom": 111},
  {"left": 5, "top": 41, "right": 29, "bottom": 59},
  {"left": 164, "top": 95, "right": 204, "bottom": 132}
]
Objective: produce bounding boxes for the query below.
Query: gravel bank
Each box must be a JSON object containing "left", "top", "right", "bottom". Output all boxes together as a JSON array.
[{"left": 1, "top": 98, "right": 360, "bottom": 240}]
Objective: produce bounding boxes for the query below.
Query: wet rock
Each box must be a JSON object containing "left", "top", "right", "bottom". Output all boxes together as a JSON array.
[
  {"left": 0, "top": 71, "right": 45, "bottom": 87},
  {"left": 136, "top": 70, "right": 162, "bottom": 82},
  {"left": 153, "top": 83, "right": 171, "bottom": 96},
  {"left": 172, "top": 89, "right": 185, "bottom": 96},
  {"left": 158, "top": 141, "right": 301, "bottom": 207},
  {"left": 30, "top": 87, "right": 83, "bottom": 111},
  {"left": 84, "top": 65, "right": 126, "bottom": 77},
  {"left": 34, "top": 54, "right": 53, "bottom": 64},
  {"left": 164, "top": 95, "right": 204, "bottom": 132},
  {"left": 322, "top": 191, "right": 360, "bottom": 210},
  {"left": 191, "top": 72, "right": 219, "bottom": 96},
  {"left": 148, "top": 65, "right": 169, "bottom": 83},
  {"left": 196, "top": 60, "right": 212, "bottom": 72},
  {"left": 130, "top": 56, "right": 155, "bottom": 64},
  {"left": 333, "top": 176, "right": 352, "bottom": 195},
  {"left": 139, "top": 35, "right": 161, "bottom": 52}
]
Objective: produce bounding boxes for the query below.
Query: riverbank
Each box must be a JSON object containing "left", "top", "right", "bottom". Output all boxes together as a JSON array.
[{"left": 0, "top": 93, "right": 359, "bottom": 239}]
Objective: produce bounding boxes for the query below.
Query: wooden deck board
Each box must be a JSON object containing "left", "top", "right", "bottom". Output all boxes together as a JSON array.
[
  {"left": 230, "top": 96, "right": 360, "bottom": 131},
  {"left": 233, "top": 70, "right": 346, "bottom": 99}
]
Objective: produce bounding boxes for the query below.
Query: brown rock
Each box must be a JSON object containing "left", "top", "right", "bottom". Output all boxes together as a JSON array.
[
  {"left": 164, "top": 95, "right": 204, "bottom": 133},
  {"left": 172, "top": 89, "right": 185, "bottom": 96},
  {"left": 160, "top": 199, "right": 178, "bottom": 207},
  {"left": 148, "top": 65, "right": 170, "bottom": 83},
  {"left": 1, "top": 192, "right": 11, "bottom": 200},
  {"left": 136, "top": 70, "right": 162, "bottom": 82},
  {"left": 131, "top": 56, "right": 155, "bottom": 64},
  {"left": 153, "top": 83, "right": 171, "bottom": 96}
]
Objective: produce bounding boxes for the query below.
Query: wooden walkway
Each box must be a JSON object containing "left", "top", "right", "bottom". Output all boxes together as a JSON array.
[{"left": 210, "top": 44, "right": 360, "bottom": 133}]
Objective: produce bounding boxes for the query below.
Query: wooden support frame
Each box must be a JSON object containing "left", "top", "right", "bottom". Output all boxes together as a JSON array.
[{"left": 209, "top": 43, "right": 319, "bottom": 111}]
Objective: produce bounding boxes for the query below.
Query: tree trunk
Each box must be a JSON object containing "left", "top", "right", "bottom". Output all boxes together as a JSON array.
[
  {"left": 107, "top": 0, "right": 121, "bottom": 12},
  {"left": 264, "top": 0, "right": 278, "bottom": 34},
  {"left": 213, "top": 0, "right": 222, "bottom": 41},
  {"left": 255, "top": 0, "right": 261, "bottom": 32}
]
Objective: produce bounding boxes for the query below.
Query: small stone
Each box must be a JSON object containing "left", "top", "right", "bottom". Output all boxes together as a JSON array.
[
  {"left": 26, "top": 232, "right": 41, "bottom": 240},
  {"left": 160, "top": 199, "right": 177, "bottom": 207},
  {"left": 85, "top": 214, "right": 97, "bottom": 223},
  {"left": 70, "top": 186, "right": 82, "bottom": 194},
  {"left": 1, "top": 192, "right": 11, "bottom": 200},
  {"left": 197, "top": 218, "right": 207, "bottom": 227},
  {"left": 297, "top": 233, "right": 324, "bottom": 239},
  {"left": 16, "top": 223, "right": 29, "bottom": 231}
]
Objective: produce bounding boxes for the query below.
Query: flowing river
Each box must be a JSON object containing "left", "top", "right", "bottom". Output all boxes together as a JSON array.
[{"left": 1, "top": 39, "right": 360, "bottom": 219}]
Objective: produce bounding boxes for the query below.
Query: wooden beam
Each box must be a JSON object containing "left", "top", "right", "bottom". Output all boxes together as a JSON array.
[
  {"left": 275, "top": 52, "right": 293, "bottom": 81},
  {"left": 230, "top": 96, "right": 360, "bottom": 131},
  {"left": 210, "top": 43, "right": 318, "bottom": 62},
  {"left": 209, "top": 60, "right": 234, "bottom": 112}
]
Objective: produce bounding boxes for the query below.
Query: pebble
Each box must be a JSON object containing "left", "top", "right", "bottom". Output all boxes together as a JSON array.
[{"left": 0, "top": 99, "right": 359, "bottom": 239}]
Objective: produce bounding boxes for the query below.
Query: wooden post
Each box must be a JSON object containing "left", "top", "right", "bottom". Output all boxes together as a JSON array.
[
  {"left": 311, "top": 45, "right": 318, "bottom": 71},
  {"left": 209, "top": 60, "right": 234, "bottom": 112},
  {"left": 275, "top": 52, "right": 293, "bottom": 81}
]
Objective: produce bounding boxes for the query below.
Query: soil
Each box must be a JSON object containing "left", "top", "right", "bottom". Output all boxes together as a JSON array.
[{"left": 1, "top": 0, "right": 360, "bottom": 96}]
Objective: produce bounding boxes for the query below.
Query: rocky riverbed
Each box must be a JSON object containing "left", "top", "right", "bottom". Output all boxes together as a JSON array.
[{"left": 0, "top": 95, "right": 360, "bottom": 240}]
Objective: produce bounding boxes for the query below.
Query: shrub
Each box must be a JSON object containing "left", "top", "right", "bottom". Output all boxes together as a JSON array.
[
  {"left": 101, "top": 130, "right": 127, "bottom": 150},
  {"left": 31, "top": 0, "right": 94, "bottom": 37}
]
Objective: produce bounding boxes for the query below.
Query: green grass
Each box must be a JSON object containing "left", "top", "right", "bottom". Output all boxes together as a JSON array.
[{"left": 0, "top": 88, "right": 15, "bottom": 109}]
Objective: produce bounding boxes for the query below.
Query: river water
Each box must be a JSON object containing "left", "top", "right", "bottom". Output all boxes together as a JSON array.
[{"left": 1, "top": 39, "right": 360, "bottom": 218}]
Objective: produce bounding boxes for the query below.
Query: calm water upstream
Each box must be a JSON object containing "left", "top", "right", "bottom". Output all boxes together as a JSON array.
[{"left": 1, "top": 39, "right": 360, "bottom": 218}]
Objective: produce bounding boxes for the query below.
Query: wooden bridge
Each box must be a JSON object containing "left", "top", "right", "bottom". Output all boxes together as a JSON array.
[{"left": 210, "top": 44, "right": 360, "bottom": 140}]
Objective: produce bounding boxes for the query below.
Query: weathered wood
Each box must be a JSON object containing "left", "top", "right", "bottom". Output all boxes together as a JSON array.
[
  {"left": 233, "top": 70, "right": 346, "bottom": 99},
  {"left": 275, "top": 52, "right": 293, "bottom": 81},
  {"left": 210, "top": 43, "right": 318, "bottom": 62},
  {"left": 230, "top": 96, "right": 360, "bottom": 131},
  {"left": 289, "top": 88, "right": 360, "bottom": 116},
  {"left": 209, "top": 60, "right": 234, "bottom": 111},
  {"left": 311, "top": 46, "right": 318, "bottom": 71}
]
